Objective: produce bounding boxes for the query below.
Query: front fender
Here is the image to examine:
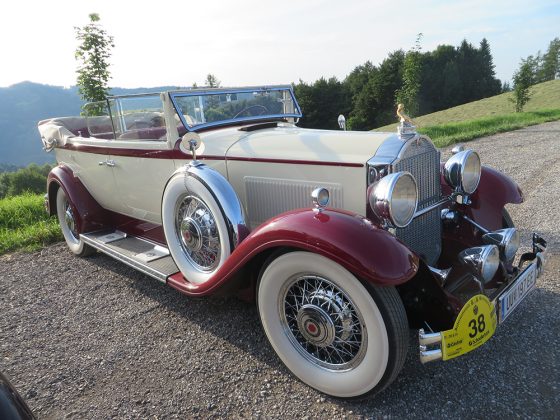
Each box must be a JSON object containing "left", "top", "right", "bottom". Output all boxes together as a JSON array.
[
  {"left": 441, "top": 165, "right": 523, "bottom": 230},
  {"left": 167, "top": 208, "right": 420, "bottom": 296},
  {"left": 47, "top": 165, "right": 108, "bottom": 233},
  {"left": 468, "top": 165, "right": 523, "bottom": 230}
]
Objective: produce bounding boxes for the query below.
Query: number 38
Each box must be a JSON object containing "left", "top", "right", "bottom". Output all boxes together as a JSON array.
[{"left": 469, "top": 314, "right": 486, "bottom": 338}]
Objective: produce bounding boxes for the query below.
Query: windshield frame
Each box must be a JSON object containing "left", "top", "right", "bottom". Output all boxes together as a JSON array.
[{"left": 168, "top": 86, "right": 302, "bottom": 132}]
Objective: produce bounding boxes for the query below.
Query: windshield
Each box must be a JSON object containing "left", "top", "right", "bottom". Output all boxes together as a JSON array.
[{"left": 169, "top": 86, "right": 301, "bottom": 131}]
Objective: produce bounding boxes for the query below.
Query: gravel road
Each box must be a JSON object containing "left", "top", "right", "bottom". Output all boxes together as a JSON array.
[{"left": 1, "top": 122, "right": 559, "bottom": 419}]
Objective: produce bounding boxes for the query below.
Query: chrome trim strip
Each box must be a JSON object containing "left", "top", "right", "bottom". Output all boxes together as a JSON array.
[{"left": 80, "top": 234, "right": 170, "bottom": 283}]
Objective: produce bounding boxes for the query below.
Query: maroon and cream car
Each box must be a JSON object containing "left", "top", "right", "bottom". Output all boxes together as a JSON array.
[{"left": 38, "top": 86, "right": 547, "bottom": 398}]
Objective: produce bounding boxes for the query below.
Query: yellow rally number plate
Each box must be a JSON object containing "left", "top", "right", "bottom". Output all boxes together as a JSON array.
[{"left": 441, "top": 294, "right": 497, "bottom": 361}]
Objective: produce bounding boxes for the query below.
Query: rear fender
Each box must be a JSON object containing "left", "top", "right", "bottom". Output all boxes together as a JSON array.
[
  {"left": 47, "top": 165, "right": 108, "bottom": 233},
  {"left": 167, "top": 208, "right": 420, "bottom": 296}
]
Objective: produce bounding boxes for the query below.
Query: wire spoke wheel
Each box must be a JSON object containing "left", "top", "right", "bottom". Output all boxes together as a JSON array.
[
  {"left": 55, "top": 187, "right": 93, "bottom": 256},
  {"left": 281, "top": 275, "right": 367, "bottom": 370},
  {"left": 258, "top": 251, "right": 409, "bottom": 398},
  {"left": 63, "top": 199, "right": 79, "bottom": 241},
  {"left": 175, "top": 195, "right": 221, "bottom": 272}
]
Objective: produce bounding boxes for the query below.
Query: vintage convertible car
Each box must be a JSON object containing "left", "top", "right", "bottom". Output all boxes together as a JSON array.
[{"left": 38, "top": 86, "right": 547, "bottom": 398}]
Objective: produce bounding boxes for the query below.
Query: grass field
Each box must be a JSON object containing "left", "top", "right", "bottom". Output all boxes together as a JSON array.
[
  {"left": 422, "top": 109, "right": 560, "bottom": 147},
  {"left": 374, "top": 79, "right": 560, "bottom": 139},
  {"left": 0, "top": 193, "right": 61, "bottom": 255}
]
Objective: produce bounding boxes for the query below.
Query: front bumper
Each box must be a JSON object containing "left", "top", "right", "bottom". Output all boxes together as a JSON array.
[{"left": 419, "top": 233, "right": 547, "bottom": 363}]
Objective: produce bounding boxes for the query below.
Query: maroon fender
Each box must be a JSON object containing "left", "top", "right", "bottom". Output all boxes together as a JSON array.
[
  {"left": 441, "top": 165, "right": 523, "bottom": 231},
  {"left": 47, "top": 165, "right": 109, "bottom": 233},
  {"left": 468, "top": 165, "right": 523, "bottom": 229},
  {"left": 167, "top": 208, "right": 420, "bottom": 297}
]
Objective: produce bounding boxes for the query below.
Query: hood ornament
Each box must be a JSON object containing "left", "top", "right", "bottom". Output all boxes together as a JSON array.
[{"left": 396, "top": 104, "right": 417, "bottom": 140}]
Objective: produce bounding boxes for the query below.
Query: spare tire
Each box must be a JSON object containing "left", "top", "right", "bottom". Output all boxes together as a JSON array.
[{"left": 162, "top": 163, "right": 245, "bottom": 285}]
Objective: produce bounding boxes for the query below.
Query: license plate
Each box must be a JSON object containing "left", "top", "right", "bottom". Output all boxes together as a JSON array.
[{"left": 498, "top": 263, "right": 537, "bottom": 323}]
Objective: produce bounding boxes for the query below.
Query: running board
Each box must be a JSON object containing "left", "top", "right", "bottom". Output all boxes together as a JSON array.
[{"left": 80, "top": 231, "right": 179, "bottom": 283}]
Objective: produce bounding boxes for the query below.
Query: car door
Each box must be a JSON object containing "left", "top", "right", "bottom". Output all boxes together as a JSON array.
[{"left": 107, "top": 94, "right": 178, "bottom": 224}]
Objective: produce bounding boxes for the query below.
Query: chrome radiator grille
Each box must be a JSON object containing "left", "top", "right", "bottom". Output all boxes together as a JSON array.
[{"left": 393, "top": 138, "right": 442, "bottom": 265}]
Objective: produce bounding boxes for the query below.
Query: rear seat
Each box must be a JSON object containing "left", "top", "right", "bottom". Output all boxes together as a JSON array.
[
  {"left": 118, "top": 126, "right": 167, "bottom": 140},
  {"left": 47, "top": 117, "right": 91, "bottom": 137}
]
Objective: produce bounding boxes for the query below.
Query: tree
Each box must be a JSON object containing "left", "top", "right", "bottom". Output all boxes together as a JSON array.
[
  {"left": 418, "top": 44, "right": 457, "bottom": 113},
  {"left": 294, "top": 77, "right": 351, "bottom": 129},
  {"left": 0, "top": 163, "right": 52, "bottom": 199},
  {"left": 511, "top": 60, "right": 534, "bottom": 112},
  {"left": 540, "top": 38, "right": 560, "bottom": 81},
  {"left": 475, "top": 38, "right": 502, "bottom": 98},
  {"left": 74, "top": 13, "right": 114, "bottom": 114},
  {"left": 396, "top": 33, "right": 423, "bottom": 117},
  {"left": 205, "top": 74, "right": 221, "bottom": 88}
]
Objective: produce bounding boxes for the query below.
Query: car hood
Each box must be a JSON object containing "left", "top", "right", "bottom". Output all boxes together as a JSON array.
[{"left": 200, "top": 124, "right": 396, "bottom": 165}]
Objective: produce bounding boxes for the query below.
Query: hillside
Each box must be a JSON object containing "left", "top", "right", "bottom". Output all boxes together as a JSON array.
[
  {"left": 374, "top": 79, "right": 560, "bottom": 131},
  {"left": 0, "top": 82, "right": 185, "bottom": 166}
]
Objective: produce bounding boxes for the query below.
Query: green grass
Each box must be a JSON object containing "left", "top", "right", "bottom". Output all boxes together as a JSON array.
[
  {"left": 0, "top": 193, "right": 62, "bottom": 255},
  {"left": 422, "top": 109, "right": 560, "bottom": 147},
  {"left": 375, "top": 80, "right": 560, "bottom": 131},
  {"left": 373, "top": 80, "right": 560, "bottom": 146}
]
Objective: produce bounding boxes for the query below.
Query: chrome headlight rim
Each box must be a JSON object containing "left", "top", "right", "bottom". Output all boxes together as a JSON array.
[
  {"left": 443, "top": 149, "right": 481, "bottom": 195},
  {"left": 482, "top": 228, "right": 520, "bottom": 262},
  {"left": 459, "top": 244, "right": 500, "bottom": 284},
  {"left": 369, "top": 171, "right": 418, "bottom": 229}
]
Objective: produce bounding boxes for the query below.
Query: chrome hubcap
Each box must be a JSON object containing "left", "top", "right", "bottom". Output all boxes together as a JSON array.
[
  {"left": 297, "top": 304, "right": 336, "bottom": 347},
  {"left": 176, "top": 195, "right": 221, "bottom": 272},
  {"left": 281, "top": 275, "right": 367, "bottom": 370},
  {"left": 64, "top": 202, "right": 78, "bottom": 239},
  {"left": 180, "top": 217, "right": 203, "bottom": 252}
]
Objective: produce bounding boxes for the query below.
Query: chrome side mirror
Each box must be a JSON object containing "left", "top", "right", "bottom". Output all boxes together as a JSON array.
[
  {"left": 337, "top": 114, "right": 346, "bottom": 131},
  {"left": 181, "top": 132, "right": 201, "bottom": 160}
]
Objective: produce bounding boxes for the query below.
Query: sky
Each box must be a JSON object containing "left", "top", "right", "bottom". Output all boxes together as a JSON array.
[{"left": 1, "top": 0, "right": 558, "bottom": 89}]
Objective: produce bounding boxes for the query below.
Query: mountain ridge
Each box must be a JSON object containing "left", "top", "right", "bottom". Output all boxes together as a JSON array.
[{"left": 0, "top": 82, "right": 185, "bottom": 166}]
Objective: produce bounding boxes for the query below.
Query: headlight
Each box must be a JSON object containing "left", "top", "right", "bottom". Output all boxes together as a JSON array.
[
  {"left": 369, "top": 172, "right": 418, "bottom": 228},
  {"left": 443, "top": 150, "right": 481, "bottom": 194},
  {"left": 482, "top": 228, "right": 520, "bottom": 261},
  {"left": 459, "top": 245, "right": 500, "bottom": 284}
]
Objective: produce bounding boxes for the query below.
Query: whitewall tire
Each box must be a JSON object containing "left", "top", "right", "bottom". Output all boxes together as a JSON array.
[
  {"left": 162, "top": 173, "right": 232, "bottom": 285},
  {"left": 56, "top": 187, "right": 94, "bottom": 256},
  {"left": 257, "top": 251, "right": 409, "bottom": 398}
]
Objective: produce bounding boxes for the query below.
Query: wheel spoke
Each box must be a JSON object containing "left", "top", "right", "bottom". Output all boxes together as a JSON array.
[
  {"left": 281, "top": 275, "right": 367, "bottom": 370},
  {"left": 175, "top": 195, "right": 221, "bottom": 271}
]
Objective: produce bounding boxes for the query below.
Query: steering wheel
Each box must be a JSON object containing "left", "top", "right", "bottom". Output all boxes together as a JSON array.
[{"left": 233, "top": 105, "right": 269, "bottom": 119}]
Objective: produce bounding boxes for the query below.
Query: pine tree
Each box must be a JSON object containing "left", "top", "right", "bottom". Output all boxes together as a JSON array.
[{"left": 477, "top": 38, "right": 502, "bottom": 97}]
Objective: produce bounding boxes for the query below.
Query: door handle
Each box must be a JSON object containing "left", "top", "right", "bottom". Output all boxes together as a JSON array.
[{"left": 98, "top": 159, "right": 116, "bottom": 167}]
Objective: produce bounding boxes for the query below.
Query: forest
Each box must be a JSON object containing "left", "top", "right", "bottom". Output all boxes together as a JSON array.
[{"left": 293, "top": 37, "right": 559, "bottom": 130}]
